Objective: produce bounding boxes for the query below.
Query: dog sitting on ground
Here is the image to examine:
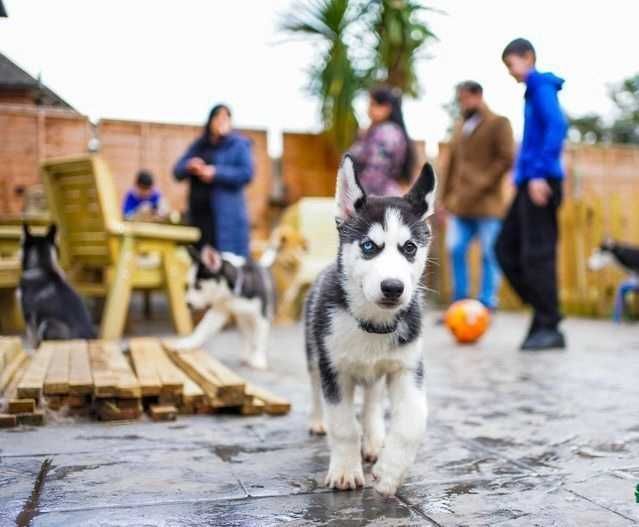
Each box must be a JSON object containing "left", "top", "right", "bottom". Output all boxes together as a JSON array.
[
  {"left": 171, "top": 246, "right": 275, "bottom": 370},
  {"left": 588, "top": 238, "right": 639, "bottom": 274},
  {"left": 19, "top": 224, "right": 95, "bottom": 348},
  {"left": 304, "top": 156, "right": 436, "bottom": 496},
  {"left": 259, "top": 225, "right": 309, "bottom": 323}
]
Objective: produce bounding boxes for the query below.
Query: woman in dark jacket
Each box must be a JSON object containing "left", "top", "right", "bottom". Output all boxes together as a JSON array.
[{"left": 174, "top": 104, "right": 254, "bottom": 257}]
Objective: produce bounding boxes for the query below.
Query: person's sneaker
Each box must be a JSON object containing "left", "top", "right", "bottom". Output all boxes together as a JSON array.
[{"left": 520, "top": 328, "right": 566, "bottom": 351}]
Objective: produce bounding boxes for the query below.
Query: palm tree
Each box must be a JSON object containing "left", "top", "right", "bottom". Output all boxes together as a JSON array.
[
  {"left": 282, "top": 0, "right": 361, "bottom": 150},
  {"left": 367, "top": 0, "right": 437, "bottom": 96}
]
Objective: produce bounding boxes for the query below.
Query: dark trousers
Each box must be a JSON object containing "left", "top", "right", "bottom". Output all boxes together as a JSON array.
[{"left": 496, "top": 179, "right": 563, "bottom": 329}]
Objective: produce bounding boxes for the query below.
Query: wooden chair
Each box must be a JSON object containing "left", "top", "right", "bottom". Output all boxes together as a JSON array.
[{"left": 41, "top": 155, "right": 200, "bottom": 339}]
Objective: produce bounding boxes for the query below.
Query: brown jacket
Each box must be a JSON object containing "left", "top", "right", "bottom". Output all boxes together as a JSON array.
[{"left": 442, "top": 104, "right": 514, "bottom": 218}]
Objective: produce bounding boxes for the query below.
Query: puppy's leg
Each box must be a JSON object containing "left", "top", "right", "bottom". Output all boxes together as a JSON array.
[
  {"left": 308, "top": 368, "right": 325, "bottom": 435},
  {"left": 235, "top": 313, "right": 254, "bottom": 364},
  {"left": 247, "top": 314, "right": 269, "bottom": 370},
  {"left": 324, "top": 377, "right": 364, "bottom": 490},
  {"left": 362, "top": 378, "right": 386, "bottom": 463},
  {"left": 171, "top": 309, "right": 229, "bottom": 350},
  {"left": 372, "top": 361, "right": 427, "bottom": 496}
]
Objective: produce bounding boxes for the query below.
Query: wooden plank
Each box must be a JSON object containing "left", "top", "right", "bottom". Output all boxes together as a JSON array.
[
  {"left": 241, "top": 396, "right": 265, "bottom": 416},
  {"left": 0, "top": 414, "right": 17, "bottom": 428},
  {"left": 88, "top": 341, "right": 118, "bottom": 398},
  {"left": 105, "top": 342, "right": 141, "bottom": 398},
  {"left": 245, "top": 384, "right": 291, "bottom": 415},
  {"left": 17, "top": 344, "right": 53, "bottom": 399},
  {"left": 149, "top": 404, "right": 177, "bottom": 422},
  {"left": 167, "top": 348, "right": 245, "bottom": 406},
  {"left": 0, "top": 349, "right": 28, "bottom": 394},
  {"left": 68, "top": 340, "right": 93, "bottom": 395},
  {"left": 0, "top": 337, "right": 22, "bottom": 372},
  {"left": 129, "top": 338, "right": 162, "bottom": 396},
  {"left": 44, "top": 342, "right": 71, "bottom": 395},
  {"left": 16, "top": 411, "right": 45, "bottom": 426},
  {"left": 8, "top": 399, "right": 36, "bottom": 414}
]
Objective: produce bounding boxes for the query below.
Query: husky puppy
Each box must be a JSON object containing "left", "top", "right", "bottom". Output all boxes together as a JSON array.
[
  {"left": 19, "top": 224, "right": 95, "bottom": 348},
  {"left": 173, "top": 246, "right": 274, "bottom": 370},
  {"left": 588, "top": 238, "right": 639, "bottom": 274},
  {"left": 304, "top": 156, "right": 436, "bottom": 496}
]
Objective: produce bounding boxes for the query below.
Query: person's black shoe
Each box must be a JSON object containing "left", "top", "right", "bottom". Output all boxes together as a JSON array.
[{"left": 520, "top": 328, "right": 566, "bottom": 351}]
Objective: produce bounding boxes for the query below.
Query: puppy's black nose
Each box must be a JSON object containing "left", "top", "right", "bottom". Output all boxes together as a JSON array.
[{"left": 380, "top": 279, "right": 404, "bottom": 300}]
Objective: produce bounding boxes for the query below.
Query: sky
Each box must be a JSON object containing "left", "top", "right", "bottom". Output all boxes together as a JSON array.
[{"left": 1, "top": 0, "right": 638, "bottom": 157}]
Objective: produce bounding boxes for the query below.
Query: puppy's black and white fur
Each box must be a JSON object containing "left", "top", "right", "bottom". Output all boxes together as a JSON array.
[
  {"left": 304, "top": 156, "right": 436, "bottom": 496},
  {"left": 588, "top": 238, "right": 639, "bottom": 275},
  {"left": 172, "top": 246, "right": 274, "bottom": 370},
  {"left": 19, "top": 224, "right": 95, "bottom": 348}
]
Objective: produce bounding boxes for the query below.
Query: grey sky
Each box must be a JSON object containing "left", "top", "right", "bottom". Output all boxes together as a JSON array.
[{"left": 1, "top": 0, "right": 637, "bottom": 156}]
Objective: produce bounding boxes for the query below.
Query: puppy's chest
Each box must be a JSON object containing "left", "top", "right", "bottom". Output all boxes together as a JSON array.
[{"left": 325, "top": 310, "right": 418, "bottom": 383}]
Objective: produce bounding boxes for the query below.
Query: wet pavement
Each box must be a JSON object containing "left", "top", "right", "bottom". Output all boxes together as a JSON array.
[{"left": 1, "top": 311, "right": 639, "bottom": 526}]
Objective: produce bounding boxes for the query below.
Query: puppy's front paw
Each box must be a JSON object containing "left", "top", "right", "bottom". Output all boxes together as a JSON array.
[
  {"left": 362, "top": 433, "right": 384, "bottom": 464},
  {"left": 308, "top": 420, "right": 326, "bottom": 435},
  {"left": 325, "top": 458, "right": 364, "bottom": 490},
  {"left": 243, "top": 355, "right": 268, "bottom": 370},
  {"left": 372, "top": 460, "right": 401, "bottom": 496}
]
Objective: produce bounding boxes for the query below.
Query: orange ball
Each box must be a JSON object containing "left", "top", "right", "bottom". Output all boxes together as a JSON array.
[{"left": 444, "top": 299, "right": 491, "bottom": 344}]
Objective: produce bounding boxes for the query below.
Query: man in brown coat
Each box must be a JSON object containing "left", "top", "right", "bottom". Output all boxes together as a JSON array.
[{"left": 442, "top": 81, "right": 515, "bottom": 309}]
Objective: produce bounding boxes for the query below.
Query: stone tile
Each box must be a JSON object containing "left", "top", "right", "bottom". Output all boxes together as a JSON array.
[
  {"left": 0, "top": 457, "right": 46, "bottom": 525},
  {"left": 33, "top": 489, "right": 427, "bottom": 527},
  {"left": 37, "top": 447, "right": 244, "bottom": 513},
  {"left": 401, "top": 475, "right": 634, "bottom": 526}
]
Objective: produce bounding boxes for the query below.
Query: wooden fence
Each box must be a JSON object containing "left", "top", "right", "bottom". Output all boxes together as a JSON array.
[{"left": 0, "top": 106, "right": 272, "bottom": 239}]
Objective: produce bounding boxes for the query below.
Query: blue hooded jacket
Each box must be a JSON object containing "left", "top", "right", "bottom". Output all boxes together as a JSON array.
[
  {"left": 515, "top": 70, "right": 568, "bottom": 186},
  {"left": 174, "top": 132, "right": 253, "bottom": 257}
]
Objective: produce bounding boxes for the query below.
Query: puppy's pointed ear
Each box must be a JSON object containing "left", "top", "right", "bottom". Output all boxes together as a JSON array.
[
  {"left": 201, "top": 245, "right": 223, "bottom": 273},
  {"left": 46, "top": 224, "right": 57, "bottom": 243},
  {"left": 335, "top": 155, "right": 365, "bottom": 223},
  {"left": 404, "top": 163, "right": 437, "bottom": 219},
  {"left": 22, "top": 223, "right": 32, "bottom": 241}
]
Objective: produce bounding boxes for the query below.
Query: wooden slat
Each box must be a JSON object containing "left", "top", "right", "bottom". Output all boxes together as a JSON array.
[
  {"left": 17, "top": 345, "right": 53, "bottom": 399},
  {"left": 68, "top": 341, "right": 93, "bottom": 395},
  {"left": 107, "top": 342, "right": 141, "bottom": 398},
  {"left": 167, "top": 348, "right": 245, "bottom": 406},
  {"left": 0, "top": 349, "right": 28, "bottom": 393},
  {"left": 44, "top": 342, "right": 71, "bottom": 395},
  {"left": 129, "top": 338, "right": 162, "bottom": 396},
  {"left": 88, "top": 341, "right": 118, "bottom": 398},
  {"left": 245, "top": 383, "right": 291, "bottom": 415},
  {"left": 0, "top": 337, "right": 22, "bottom": 372}
]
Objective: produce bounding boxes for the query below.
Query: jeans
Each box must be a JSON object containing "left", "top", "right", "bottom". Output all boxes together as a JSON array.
[
  {"left": 496, "top": 179, "right": 563, "bottom": 329},
  {"left": 446, "top": 216, "right": 503, "bottom": 309}
]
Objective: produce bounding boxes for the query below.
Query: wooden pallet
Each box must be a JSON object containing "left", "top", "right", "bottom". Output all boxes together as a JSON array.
[{"left": 1, "top": 340, "right": 42, "bottom": 427}]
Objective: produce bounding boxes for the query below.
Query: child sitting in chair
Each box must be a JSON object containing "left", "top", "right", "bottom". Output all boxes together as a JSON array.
[{"left": 122, "top": 170, "right": 168, "bottom": 220}]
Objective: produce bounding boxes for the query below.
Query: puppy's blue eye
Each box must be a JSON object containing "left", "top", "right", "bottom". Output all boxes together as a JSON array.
[
  {"left": 403, "top": 241, "right": 417, "bottom": 256},
  {"left": 360, "top": 240, "right": 377, "bottom": 255}
]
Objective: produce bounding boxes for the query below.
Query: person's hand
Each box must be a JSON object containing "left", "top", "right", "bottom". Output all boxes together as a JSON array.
[
  {"left": 186, "top": 157, "right": 205, "bottom": 173},
  {"left": 528, "top": 179, "right": 552, "bottom": 206},
  {"left": 197, "top": 164, "right": 215, "bottom": 183}
]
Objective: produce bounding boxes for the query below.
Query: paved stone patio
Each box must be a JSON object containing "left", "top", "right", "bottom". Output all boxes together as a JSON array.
[{"left": 1, "top": 311, "right": 638, "bottom": 526}]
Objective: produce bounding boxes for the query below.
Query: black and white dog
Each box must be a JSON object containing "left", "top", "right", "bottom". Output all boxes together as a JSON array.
[
  {"left": 588, "top": 238, "right": 639, "bottom": 274},
  {"left": 171, "top": 246, "right": 274, "bottom": 370},
  {"left": 304, "top": 156, "right": 436, "bottom": 496},
  {"left": 20, "top": 224, "right": 95, "bottom": 348}
]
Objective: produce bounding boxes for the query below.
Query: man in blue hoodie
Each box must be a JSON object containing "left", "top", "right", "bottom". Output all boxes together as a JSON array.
[{"left": 496, "top": 38, "right": 568, "bottom": 351}]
